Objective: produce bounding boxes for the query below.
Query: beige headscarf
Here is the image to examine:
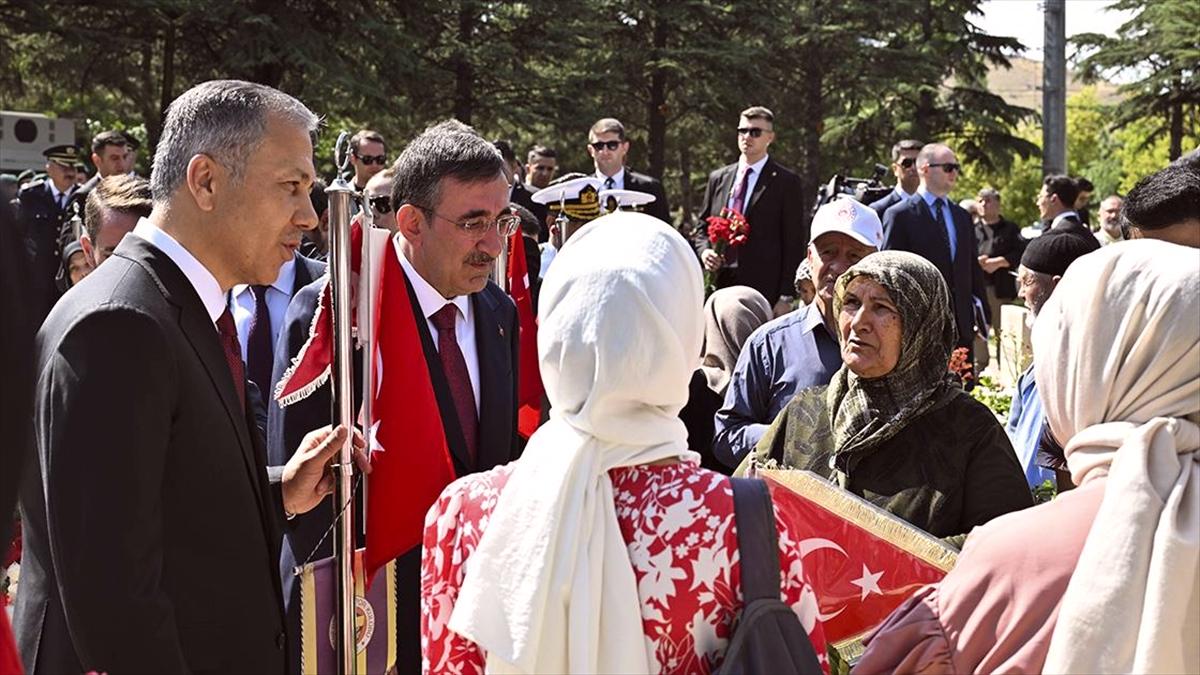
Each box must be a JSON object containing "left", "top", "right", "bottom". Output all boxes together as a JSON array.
[
  {"left": 448, "top": 212, "right": 704, "bottom": 673},
  {"left": 699, "top": 286, "right": 773, "bottom": 396},
  {"left": 1036, "top": 240, "right": 1200, "bottom": 674}
]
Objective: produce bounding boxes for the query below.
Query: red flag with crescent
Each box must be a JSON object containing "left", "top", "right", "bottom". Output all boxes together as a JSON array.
[
  {"left": 757, "top": 469, "right": 958, "bottom": 660},
  {"left": 503, "top": 230, "right": 543, "bottom": 438}
]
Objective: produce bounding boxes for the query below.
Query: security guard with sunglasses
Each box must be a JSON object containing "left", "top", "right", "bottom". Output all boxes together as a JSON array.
[{"left": 869, "top": 138, "right": 924, "bottom": 220}]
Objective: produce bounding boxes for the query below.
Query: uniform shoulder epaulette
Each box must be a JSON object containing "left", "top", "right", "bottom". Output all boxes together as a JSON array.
[{"left": 18, "top": 179, "right": 47, "bottom": 194}]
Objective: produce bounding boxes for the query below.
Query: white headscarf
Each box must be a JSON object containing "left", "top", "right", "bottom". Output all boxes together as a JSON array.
[
  {"left": 448, "top": 212, "right": 704, "bottom": 673},
  {"left": 1036, "top": 240, "right": 1200, "bottom": 674}
]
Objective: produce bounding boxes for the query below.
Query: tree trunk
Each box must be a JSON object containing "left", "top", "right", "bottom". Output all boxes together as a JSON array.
[
  {"left": 678, "top": 142, "right": 693, "bottom": 229},
  {"left": 151, "top": 19, "right": 176, "bottom": 149},
  {"left": 1168, "top": 83, "right": 1183, "bottom": 160},
  {"left": 646, "top": 14, "right": 668, "bottom": 181},
  {"left": 913, "top": 0, "right": 936, "bottom": 141},
  {"left": 453, "top": 2, "right": 477, "bottom": 124},
  {"left": 796, "top": 0, "right": 824, "bottom": 241}
]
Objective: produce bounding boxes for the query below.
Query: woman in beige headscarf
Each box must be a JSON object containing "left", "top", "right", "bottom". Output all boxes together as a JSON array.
[
  {"left": 855, "top": 239, "right": 1199, "bottom": 674},
  {"left": 680, "top": 286, "right": 773, "bottom": 470}
]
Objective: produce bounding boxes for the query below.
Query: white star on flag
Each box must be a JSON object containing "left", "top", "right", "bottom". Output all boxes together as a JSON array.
[{"left": 850, "top": 564, "right": 884, "bottom": 601}]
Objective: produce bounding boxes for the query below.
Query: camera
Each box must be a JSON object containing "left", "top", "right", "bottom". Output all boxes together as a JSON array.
[{"left": 812, "top": 163, "right": 892, "bottom": 216}]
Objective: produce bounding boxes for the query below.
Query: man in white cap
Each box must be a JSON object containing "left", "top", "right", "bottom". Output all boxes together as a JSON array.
[
  {"left": 531, "top": 174, "right": 604, "bottom": 278},
  {"left": 712, "top": 196, "right": 883, "bottom": 469}
]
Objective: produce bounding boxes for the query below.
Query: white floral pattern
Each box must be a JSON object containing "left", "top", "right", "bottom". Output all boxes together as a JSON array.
[{"left": 421, "top": 461, "right": 828, "bottom": 674}]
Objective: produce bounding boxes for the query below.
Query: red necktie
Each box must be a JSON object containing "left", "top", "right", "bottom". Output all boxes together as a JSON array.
[
  {"left": 730, "top": 165, "right": 753, "bottom": 214},
  {"left": 216, "top": 308, "right": 247, "bottom": 410},
  {"left": 431, "top": 304, "right": 478, "bottom": 466}
]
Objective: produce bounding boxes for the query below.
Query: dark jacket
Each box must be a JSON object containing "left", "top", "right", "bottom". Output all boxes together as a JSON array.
[
  {"left": 16, "top": 180, "right": 74, "bottom": 324},
  {"left": 624, "top": 170, "right": 672, "bottom": 224},
  {"left": 753, "top": 390, "right": 1033, "bottom": 539},
  {"left": 17, "top": 235, "right": 287, "bottom": 674},
  {"left": 974, "top": 217, "right": 1024, "bottom": 299},
  {"left": 679, "top": 370, "right": 725, "bottom": 472}
]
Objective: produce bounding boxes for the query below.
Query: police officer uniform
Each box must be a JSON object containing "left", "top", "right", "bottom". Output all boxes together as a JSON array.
[{"left": 18, "top": 144, "right": 81, "bottom": 324}]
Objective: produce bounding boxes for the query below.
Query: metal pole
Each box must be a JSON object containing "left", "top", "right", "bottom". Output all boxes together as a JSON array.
[
  {"left": 327, "top": 132, "right": 358, "bottom": 675},
  {"left": 491, "top": 232, "right": 509, "bottom": 292},
  {"left": 1042, "top": 0, "right": 1067, "bottom": 176}
]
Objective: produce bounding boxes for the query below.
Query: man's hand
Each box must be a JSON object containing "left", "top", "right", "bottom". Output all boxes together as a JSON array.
[
  {"left": 700, "top": 249, "right": 724, "bottom": 272},
  {"left": 281, "top": 425, "right": 371, "bottom": 517}
]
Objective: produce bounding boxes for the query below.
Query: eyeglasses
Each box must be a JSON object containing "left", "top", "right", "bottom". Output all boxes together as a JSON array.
[
  {"left": 928, "top": 162, "right": 961, "bottom": 174},
  {"left": 737, "top": 127, "right": 767, "bottom": 138},
  {"left": 368, "top": 195, "right": 392, "bottom": 214},
  {"left": 589, "top": 140, "right": 622, "bottom": 152},
  {"left": 418, "top": 207, "right": 521, "bottom": 238},
  {"left": 355, "top": 153, "right": 387, "bottom": 166},
  {"left": 899, "top": 157, "right": 916, "bottom": 169}
]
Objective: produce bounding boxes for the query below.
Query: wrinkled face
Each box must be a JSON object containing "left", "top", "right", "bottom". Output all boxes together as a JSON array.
[
  {"left": 588, "top": 131, "right": 628, "bottom": 177},
  {"left": 209, "top": 115, "right": 318, "bottom": 286},
  {"left": 67, "top": 250, "right": 91, "bottom": 286},
  {"left": 406, "top": 173, "right": 510, "bottom": 298},
  {"left": 979, "top": 192, "right": 1001, "bottom": 222},
  {"left": 1099, "top": 196, "right": 1123, "bottom": 231},
  {"left": 808, "top": 232, "right": 876, "bottom": 313},
  {"left": 45, "top": 161, "right": 77, "bottom": 192},
  {"left": 1017, "top": 264, "right": 1056, "bottom": 320},
  {"left": 352, "top": 139, "right": 387, "bottom": 183},
  {"left": 893, "top": 148, "right": 919, "bottom": 191},
  {"left": 92, "top": 144, "right": 129, "bottom": 177},
  {"left": 838, "top": 276, "right": 903, "bottom": 379},
  {"left": 919, "top": 147, "right": 958, "bottom": 196},
  {"left": 526, "top": 156, "right": 557, "bottom": 188},
  {"left": 736, "top": 115, "right": 775, "bottom": 160},
  {"left": 90, "top": 208, "right": 139, "bottom": 265}
]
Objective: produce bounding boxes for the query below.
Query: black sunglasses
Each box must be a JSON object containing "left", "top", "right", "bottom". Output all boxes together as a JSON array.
[
  {"left": 737, "top": 127, "right": 767, "bottom": 138},
  {"left": 589, "top": 140, "right": 622, "bottom": 151},
  {"left": 355, "top": 153, "right": 387, "bottom": 166},
  {"left": 369, "top": 195, "right": 392, "bottom": 214},
  {"left": 928, "top": 162, "right": 961, "bottom": 173},
  {"left": 899, "top": 157, "right": 916, "bottom": 169}
]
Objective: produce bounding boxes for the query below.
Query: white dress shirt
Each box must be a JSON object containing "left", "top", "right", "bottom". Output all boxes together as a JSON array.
[
  {"left": 727, "top": 154, "right": 769, "bottom": 209},
  {"left": 1050, "top": 210, "right": 1080, "bottom": 229},
  {"left": 893, "top": 185, "right": 915, "bottom": 200},
  {"left": 230, "top": 257, "right": 296, "bottom": 362},
  {"left": 47, "top": 180, "right": 72, "bottom": 210},
  {"left": 131, "top": 218, "right": 225, "bottom": 328},
  {"left": 395, "top": 240, "right": 481, "bottom": 413},
  {"left": 596, "top": 167, "right": 625, "bottom": 190}
]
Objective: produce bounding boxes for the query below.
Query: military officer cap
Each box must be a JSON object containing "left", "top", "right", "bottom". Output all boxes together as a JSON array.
[
  {"left": 532, "top": 174, "right": 604, "bottom": 224},
  {"left": 43, "top": 144, "right": 82, "bottom": 167},
  {"left": 598, "top": 188, "right": 656, "bottom": 215}
]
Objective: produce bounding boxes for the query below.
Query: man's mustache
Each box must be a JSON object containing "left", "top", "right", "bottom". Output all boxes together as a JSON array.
[{"left": 466, "top": 252, "right": 495, "bottom": 266}]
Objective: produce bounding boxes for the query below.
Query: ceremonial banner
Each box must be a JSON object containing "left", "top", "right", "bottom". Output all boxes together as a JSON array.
[
  {"left": 299, "top": 549, "right": 396, "bottom": 674},
  {"left": 504, "top": 230, "right": 543, "bottom": 438},
  {"left": 759, "top": 469, "right": 958, "bottom": 659}
]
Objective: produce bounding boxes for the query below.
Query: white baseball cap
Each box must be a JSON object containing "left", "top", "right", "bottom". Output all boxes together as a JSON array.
[{"left": 809, "top": 196, "right": 883, "bottom": 249}]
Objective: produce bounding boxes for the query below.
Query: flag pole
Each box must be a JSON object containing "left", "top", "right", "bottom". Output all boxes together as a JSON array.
[{"left": 327, "top": 132, "right": 358, "bottom": 675}]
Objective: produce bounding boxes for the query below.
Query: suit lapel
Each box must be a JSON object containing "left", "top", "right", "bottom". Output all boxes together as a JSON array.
[
  {"left": 471, "top": 288, "right": 509, "bottom": 471},
  {"left": 746, "top": 159, "right": 775, "bottom": 215},
  {"left": 715, "top": 165, "right": 737, "bottom": 213}
]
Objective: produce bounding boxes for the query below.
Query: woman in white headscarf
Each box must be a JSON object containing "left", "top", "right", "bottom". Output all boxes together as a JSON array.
[
  {"left": 420, "top": 212, "right": 827, "bottom": 674},
  {"left": 854, "top": 239, "right": 1199, "bottom": 674}
]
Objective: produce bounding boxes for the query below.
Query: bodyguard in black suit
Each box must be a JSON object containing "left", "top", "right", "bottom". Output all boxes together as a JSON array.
[
  {"left": 882, "top": 143, "right": 989, "bottom": 362},
  {"left": 268, "top": 120, "right": 521, "bottom": 675},
  {"left": 694, "top": 106, "right": 805, "bottom": 309},
  {"left": 1037, "top": 174, "right": 1102, "bottom": 251},
  {"left": 587, "top": 117, "right": 672, "bottom": 223},
  {"left": 14, "top": 80, "right": 363, "bottom": 675},
  {"left": 868, "top": 139, "right": 923, "bottom": 220}
]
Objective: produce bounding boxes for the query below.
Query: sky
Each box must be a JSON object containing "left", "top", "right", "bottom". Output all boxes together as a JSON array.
[{"left": 974, "top": 0, "right": 1136, "bottom": 60}]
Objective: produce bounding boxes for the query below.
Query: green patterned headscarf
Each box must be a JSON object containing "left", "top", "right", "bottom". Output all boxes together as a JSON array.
[{"left": 825, "top": 251, "right": 961, "bottom": 462}]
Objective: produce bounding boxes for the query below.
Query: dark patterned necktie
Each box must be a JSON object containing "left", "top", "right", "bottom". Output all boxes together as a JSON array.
[
  {"left": 246, "top": 285, "right": 274, "bottom": 398},
  {"left": 216, "top": 308, "right": 246, "bottom": 410},
  {"left": 431, "top": 304, "right": 478, "bottom": 466},
  {"left": 932, "top": 197, "right": 953, "bottom": 258},
  {"left": 604, "top": 176, "right": 614, "bottom": 190}
]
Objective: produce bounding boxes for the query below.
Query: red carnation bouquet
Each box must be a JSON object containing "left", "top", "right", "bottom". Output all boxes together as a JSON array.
[{"left": 705, "top": 207, "right": 750, "bottom": 293}]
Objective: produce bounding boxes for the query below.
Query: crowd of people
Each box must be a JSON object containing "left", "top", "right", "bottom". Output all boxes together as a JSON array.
[{"left": 1, "top": 78, "right": 1197, "bottom": 674}]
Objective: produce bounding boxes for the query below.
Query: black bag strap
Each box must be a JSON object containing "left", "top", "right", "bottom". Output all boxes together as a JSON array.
[{"left": 730, "top": 476, "right": 781, "bottom": 603}]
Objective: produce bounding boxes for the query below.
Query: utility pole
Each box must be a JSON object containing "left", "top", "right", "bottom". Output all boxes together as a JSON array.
[{"left": 1042, "top": 0, "right": 1067, "bottom": 176}]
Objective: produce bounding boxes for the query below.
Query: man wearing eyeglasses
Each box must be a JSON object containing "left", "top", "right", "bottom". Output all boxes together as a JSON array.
[
  {"left": 587, "top": 118, "right": 671, "bottom": 223},
  {"left": 882, "top": 142, "right": 990, "bottom": 367},
  {"left": 869, "top": 139, "right": 923, "bottom": 220},
  {"left": 693, "top": 105, "right": 805, "bottom": 312},
  {"left": 348, "top": 129, "right": 388, "bottom": 191},
  {"left": 268, "top": 119, "right": 520, "bottom": 675}
]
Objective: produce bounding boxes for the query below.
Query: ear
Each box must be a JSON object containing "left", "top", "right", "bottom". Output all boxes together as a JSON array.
[
  {"left": 79, "top": 233, "right": 95, "bottom": 264},
  {"left": 91, "top": 152, "right": 102, "bottom": 167},
  {"left": 395, "top": 203, "right": 424, "bottom": 245},
  {"left": 186, "top": 153, "right": 220, "bottom": 212}
]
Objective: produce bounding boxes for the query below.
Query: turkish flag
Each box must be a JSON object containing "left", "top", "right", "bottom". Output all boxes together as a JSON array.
[
  {"left": 758, "top": 469, "right": 958, "bottom": 659},
  {"left": 504, "top": 231, "right": 543, "bottom": 438}
]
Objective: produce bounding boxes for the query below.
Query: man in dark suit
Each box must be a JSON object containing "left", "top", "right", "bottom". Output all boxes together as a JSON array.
[
  {"left": 587, "top": 117, "right": 671, "bottom": 224},
  {"left": 693, "top": 105, "right": 806, "bottom": 311},
  {"left": 882, "top": 142, "right": 989, "bottom": 365},
  {"left": 15, "top": 79, "right": 365, "bottom": 674},
  {"left": 68, "top": 130, "right": 137, "bottom": 229},
  {"left": 17, "top": 144, "right": 81, "bottom": 325},
  {"left": 268, "top": 119, "right": 520, "bottom": 675},
  {"left": 869, "top": 139, "right": 923, "bottom": 220},
  {"left": 1037, "top": 174, "right": 1101, "bottom": 251},
  {"left": 494, "top": 139, "right": 547, "bottom": 235}
]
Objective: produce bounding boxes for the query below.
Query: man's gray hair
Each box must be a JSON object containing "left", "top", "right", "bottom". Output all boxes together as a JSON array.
[
  {"left": 150, "top": 80, "right": 319, "bottom": 203},
  {"left": 389, "top": 119, "right": 504, "bottom": 213}
]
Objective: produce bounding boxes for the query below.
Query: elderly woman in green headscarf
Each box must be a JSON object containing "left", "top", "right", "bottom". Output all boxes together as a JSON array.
[{"left": 739, "top": 251, "right": 1032, "bottom": 539}]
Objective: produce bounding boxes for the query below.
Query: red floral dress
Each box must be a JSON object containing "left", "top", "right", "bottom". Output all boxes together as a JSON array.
[{"left": 421, "top": 460, "right": 829, "bottom": 674}]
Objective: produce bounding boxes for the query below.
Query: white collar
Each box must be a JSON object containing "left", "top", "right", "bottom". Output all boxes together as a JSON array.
[
  {"left": 596, "top": 167, "right": 625, "bottom": 186},
  {"left": 393, "top": 238, "right": 471, "bottom": 321},
  {"left": 895, "top": 185, "right": 915, "bottom": 198},
  {"left": 1051, "top": 210, "right": 1079, "bottom": 228},
  {"left": 739, "top": 154, "right": 769, "bottom": 175},
  {"left": 232, "top": 256, "right": 295, "bottom": 298},
  {"left": 918, "top": 187, "right": 949, "bottom": 206},
  {"left": 47, "top": 180, "right": 71, "bottom": 202},
  {"left": 132, "top": 217, "right": 226, "bottom": 324}
]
